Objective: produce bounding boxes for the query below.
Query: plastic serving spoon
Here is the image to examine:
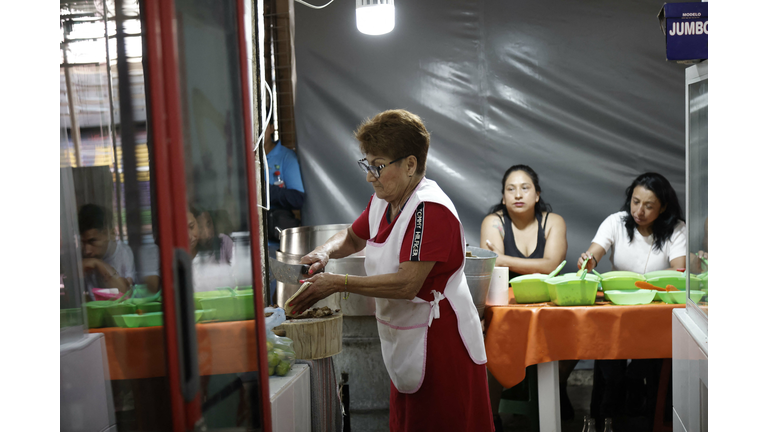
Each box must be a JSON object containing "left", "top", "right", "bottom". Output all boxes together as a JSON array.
[
  {"left": 579, "top": 256, "right": 590, "bottom": 280},
  {"left": 548, "top": 260, "right": 567, "bottom": 278},
  {"left": 700, "top": 256, "right": 709, "bottom": 267},
  {"left": 592, "top": 269, "right": 604, "bottom": 281},
  {"left": 635, "top": 281, "right": 666, "bottom": 291}
]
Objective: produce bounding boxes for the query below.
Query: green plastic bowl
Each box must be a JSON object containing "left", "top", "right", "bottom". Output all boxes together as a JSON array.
[
  {"left": 115, "top": 312, "right": 164, "bottom": 328},
  {"left": 509, "top": 274, "right": 551, "bottom": 303},
  {"left": 546, "top": 274, "right": 599, "bottom": 306},
  {"left": 656, "top": 290, "right": 705, "bottom": 304},
  {"left": 646, "top": 274, "right": 701, "bottom": 300},
  {"left": 599, "top": 271, "right": 646, "bottom": 291},
  {"left": 604, "top": 289, "right": 656, "bottom": 305},
  {"left": 699, "top": 273, "right": 708, "bottom": 294}
]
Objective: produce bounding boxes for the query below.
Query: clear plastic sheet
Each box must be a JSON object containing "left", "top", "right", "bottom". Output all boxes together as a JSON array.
[{"left": 293, "top": 0, "right": 686, "bottom": 273}]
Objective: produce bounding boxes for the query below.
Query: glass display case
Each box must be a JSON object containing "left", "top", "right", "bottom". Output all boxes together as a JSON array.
[
  {"left": 685, "top": 61, "right": 708, "bottom": 318},
  {"left": 59, "top": 0, "right": 271, "bottom": 430}
]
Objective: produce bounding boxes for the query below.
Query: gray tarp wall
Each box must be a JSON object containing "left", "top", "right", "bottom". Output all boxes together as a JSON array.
[{"left": 293, "top": 0, "right": 687, "bottom": 273}]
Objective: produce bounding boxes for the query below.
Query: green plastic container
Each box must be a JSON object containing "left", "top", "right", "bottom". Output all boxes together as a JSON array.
[
  {"left": 136, "top": 302, "right": 162, "bottom": 314},
  {"left": 699, "top": 273, "right": 708, "bottom": 294},
  {"left": 604, "top": 289, "right": 656, "bottom": 305},
  {"left": 105, "top": 303, "right": 138, "bottom": 327},
  {"left": 114, "top": 312, "right": 164, "bottom": 328},
  {"left": 656, "top": 290, "right": 705, "bottom": 304},
  {"left": 198, "top": 309, "right": 217, "bottom": 321},
  {"left": 643, "top": 270, "right": 684, "bottom": 279},
  {"left": 646, "top": 274, "right": 701, "bottom": 301},
  {"left": 196, "top": 290, "right": 254, "bottom": 322},
  {"left": 509, "top": 274, "right": 551, "bottom": 303},
  {"left": 545, "top": 273, "right": 600, "bottom": 306},
  {"left": 85, "top": 301, "right": 114, "bottom": 328},
  {"left": 599, "top": 271, "right": 645, "bottom": 291},
  {"left": 60, "top": 308, "right": 83, "bottom": 328}
]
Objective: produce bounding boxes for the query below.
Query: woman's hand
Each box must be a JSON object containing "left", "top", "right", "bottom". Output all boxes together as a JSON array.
[
  {"left": 289, "top": 273, "right": 341, "bottom": 315},
  {"left": 300, "top": 249, "right": 330, "bottom": 276},
  {"left": 577, "top": 252, "right": 596, "bottom": 272}
]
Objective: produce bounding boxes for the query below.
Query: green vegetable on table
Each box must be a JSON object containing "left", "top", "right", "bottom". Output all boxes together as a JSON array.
[{"left": 276, "top": 361, "right": 291, "bottom": 377}]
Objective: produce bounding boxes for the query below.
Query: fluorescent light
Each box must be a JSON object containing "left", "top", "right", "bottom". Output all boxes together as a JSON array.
[{"left": 355, "top": 0, "right": 395, "bottom": 35}]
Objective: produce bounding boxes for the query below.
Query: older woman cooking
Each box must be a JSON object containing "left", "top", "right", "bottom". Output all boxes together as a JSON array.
[{"left": 289, "top": 109, "right": 493, "bottom": 432}]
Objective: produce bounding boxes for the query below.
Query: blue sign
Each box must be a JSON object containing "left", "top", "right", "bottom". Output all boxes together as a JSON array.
[{"left": 658, "top": 2, "right": 708, "bottom": 62}]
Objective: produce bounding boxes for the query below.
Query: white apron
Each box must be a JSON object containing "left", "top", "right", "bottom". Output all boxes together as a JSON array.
[{"left": 364, "top": 178, "right": 487, "bottom": 394}]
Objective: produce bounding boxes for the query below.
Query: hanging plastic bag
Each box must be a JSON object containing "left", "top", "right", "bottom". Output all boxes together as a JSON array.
[{"left": 264, "top": 307, "right": 296, "bottom": 377}]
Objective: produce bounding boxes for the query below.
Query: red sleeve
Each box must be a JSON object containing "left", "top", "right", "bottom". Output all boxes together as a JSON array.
[
  {"left": 351, "top": 195, "right": 375, "bottom": 240},
  {"left": 399, "top": 202, "right": 460, "bottom": 263}
]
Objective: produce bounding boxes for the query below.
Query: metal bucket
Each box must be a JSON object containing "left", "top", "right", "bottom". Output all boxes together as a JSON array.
[
  {"left": 464, "top": 246, "right": 498, "bottom": 319},
  {"left": 277, "top": 224, "right": 374, "bottom": 315}
]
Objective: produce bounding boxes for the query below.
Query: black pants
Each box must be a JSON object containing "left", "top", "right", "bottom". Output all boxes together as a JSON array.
[{"left": 590, "top": 359, "right": 663, "bottom": 423}]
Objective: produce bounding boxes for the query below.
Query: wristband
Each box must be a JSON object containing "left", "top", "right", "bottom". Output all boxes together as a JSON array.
[{"left": 343, "top": 274, "right": 350, "bottom": 300}]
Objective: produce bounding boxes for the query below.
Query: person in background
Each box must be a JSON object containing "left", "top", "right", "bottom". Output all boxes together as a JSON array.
[
  {"left": 480, "top": 165, "right": 573, "bottom": 427},
  {"left": 290, "top": 109, "right": 494, "bottom": 431},
  {"left": 577, "top": 172, "right": 686, "bottom": 429},
  {"left": 264, "top": 122, "right": 305, "bottom": 302},
  {"left": 195, "top": 207, "right": 235, "bottom": 265},
  {"left": 188, "top": 206, "right": 236, "bottom": 291},
  {"left": 79, "top": 204, "right": 135, "bottom": 298}
]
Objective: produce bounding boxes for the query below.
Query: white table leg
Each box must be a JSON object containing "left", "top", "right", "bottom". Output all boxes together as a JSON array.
[{"left": 538, "top": 361, "right": 561, "bottom": 432}]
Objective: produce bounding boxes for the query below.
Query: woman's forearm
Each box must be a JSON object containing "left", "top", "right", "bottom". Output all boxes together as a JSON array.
[
  {"left": 495, "top": 255, "right": 561, "bottom": 275},
  {"left": 315, "top": 228, "right": 361, "bottom": 260},
  {"left": 342, "top": 271, "right": 425, "bottom": 300}
]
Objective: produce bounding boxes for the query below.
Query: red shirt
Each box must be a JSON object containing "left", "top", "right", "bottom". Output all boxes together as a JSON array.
[{"left": 351, "top": 196, "right": 464, "bottom": 301}]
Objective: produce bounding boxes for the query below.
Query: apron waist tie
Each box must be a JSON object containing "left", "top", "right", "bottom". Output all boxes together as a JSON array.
[{"left": 428, "top": 290, "right": 445, "bottom": 327}]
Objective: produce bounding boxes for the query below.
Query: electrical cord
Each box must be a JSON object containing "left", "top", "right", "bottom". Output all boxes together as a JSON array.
[
  {"left": 294, "top": 0, "right": 335, "bottom": 9},
  {"left": 256, "top": 80, "right": 274, "bottom": 211}
]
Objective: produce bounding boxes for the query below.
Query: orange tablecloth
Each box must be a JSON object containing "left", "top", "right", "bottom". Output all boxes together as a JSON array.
[
  {"left": 90, "top": 320, "right": 260, "bottom": 380},
  {"left": 484, "top": 299, "right": 684, "bottom": 389}
]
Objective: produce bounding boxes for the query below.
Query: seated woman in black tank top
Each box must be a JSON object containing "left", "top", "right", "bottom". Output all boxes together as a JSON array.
[
  {"left": 479, "top": 165, "right": 575, "bottom": 428},
  {"left": 480, "top": 165, "right": 567, "bottom": 276}
]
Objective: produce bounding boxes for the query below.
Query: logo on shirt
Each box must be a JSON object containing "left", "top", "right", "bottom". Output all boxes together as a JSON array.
[{"left": 410, "top": 203, "right": 424, "bottom": 261}]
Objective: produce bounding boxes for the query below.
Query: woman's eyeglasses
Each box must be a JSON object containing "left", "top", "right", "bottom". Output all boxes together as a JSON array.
[{"left": 357, "top": 155, "right": 410, "bottom": 179}]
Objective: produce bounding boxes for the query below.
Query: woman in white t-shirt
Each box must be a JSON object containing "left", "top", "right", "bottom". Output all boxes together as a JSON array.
[
  {"left": 577, "top": 172, "right": 686, "bottom": 273},
  {"left": 576, "top": 172, "right": 686, "bottom": 428}
]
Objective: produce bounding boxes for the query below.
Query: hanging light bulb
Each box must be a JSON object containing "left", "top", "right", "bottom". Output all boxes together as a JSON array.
[{"left": 356, "top": 0, "right": 395, "bottom": 35}]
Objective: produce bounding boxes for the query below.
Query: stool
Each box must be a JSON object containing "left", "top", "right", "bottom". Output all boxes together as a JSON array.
[
  {"left": 499, "top": 365, "right": 539, "bottom": 432},
  {"left": 652, "top": 358, "right": 673, "bottom": 432}
]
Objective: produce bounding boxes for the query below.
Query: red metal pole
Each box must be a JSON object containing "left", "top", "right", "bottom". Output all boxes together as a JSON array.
[{"left": 143, "top": 0, "right": 186, "bottom": 430}]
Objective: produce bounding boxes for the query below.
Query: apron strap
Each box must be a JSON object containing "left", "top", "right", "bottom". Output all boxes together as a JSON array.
[{"left": 428, "top": 290, "right": 446, "bottom": 327}]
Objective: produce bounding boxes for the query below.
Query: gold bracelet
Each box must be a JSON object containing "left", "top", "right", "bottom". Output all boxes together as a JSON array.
[{"left": 343, "top": 274, "right": 350, "bottom": 300}]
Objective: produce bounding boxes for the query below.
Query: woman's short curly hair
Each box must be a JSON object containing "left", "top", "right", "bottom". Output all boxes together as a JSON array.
[{"left": 355, "top": 109, "right": 430, "bottom": 175}]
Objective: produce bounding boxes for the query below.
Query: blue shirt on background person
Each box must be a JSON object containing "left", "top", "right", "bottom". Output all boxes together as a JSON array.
[{"left": 264, "top": 124, "right": 305, "bottom": 303}]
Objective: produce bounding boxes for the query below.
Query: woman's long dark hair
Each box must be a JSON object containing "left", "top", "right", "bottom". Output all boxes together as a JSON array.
[
  {"left": 488, "top": 165, "right": 552, "bottom": 217},
  {"left": 621, "top": 172, "right": 684, "bottom": 252}
]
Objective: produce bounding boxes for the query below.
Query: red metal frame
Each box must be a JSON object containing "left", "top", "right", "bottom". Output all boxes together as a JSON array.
[
  {"left": 145, "top": 0, "right": 269, "bottom": 429},
  {"left": 235, "top": 0, "right": 272, "bottom": 429},
  {"left": 143, "top": 1, "right": 187, "bottom": 430}
]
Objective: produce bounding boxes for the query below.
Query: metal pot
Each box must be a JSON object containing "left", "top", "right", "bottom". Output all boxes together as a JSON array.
[
  {"left": 464, "top": 246, "right": 498, "bottom": 319},
  {"left": 277, "top": 224, "right": 374, "bottom": 315},
  {"left": 280, "top": 224, "right": 350, "bottom": 255}
]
